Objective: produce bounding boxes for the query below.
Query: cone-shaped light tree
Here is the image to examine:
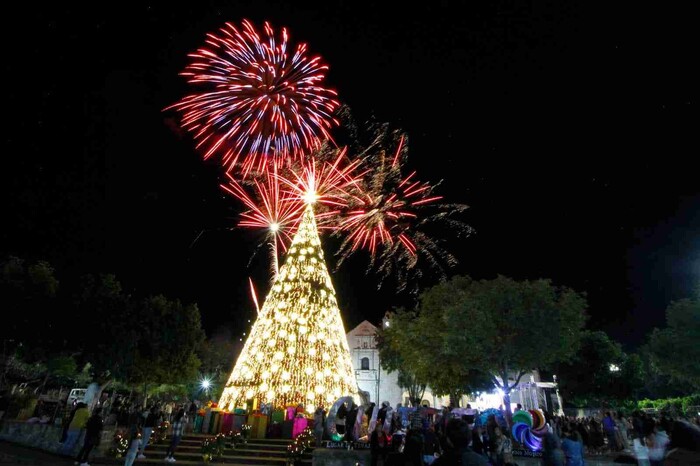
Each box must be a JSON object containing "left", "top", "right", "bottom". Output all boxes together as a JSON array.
[{"left": 219, "top": 204, "right": 358, "bottom": 412}]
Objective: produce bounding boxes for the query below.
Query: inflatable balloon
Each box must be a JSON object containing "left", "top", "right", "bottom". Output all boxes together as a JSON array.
[
  {"left": 325, "top": 396, "right": 354, "bottom": 441},
  {"left": 476, "top": 408, "right": 506, "bottom": 428},
  {"left": 511, "top": 409, "right": 546, "bottom": 451}
]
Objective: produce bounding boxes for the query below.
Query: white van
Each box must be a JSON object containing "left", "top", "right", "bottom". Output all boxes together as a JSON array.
[{"left": 66, "top": 388, "right": 87, "bottom": 408}]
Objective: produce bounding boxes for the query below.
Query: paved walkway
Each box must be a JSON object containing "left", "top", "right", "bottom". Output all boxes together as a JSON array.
[
  {"left": 0, "top": 440, "right": 75, "bottom": 465},
  {"left": 514, "top": 457, "right": 626, "bottom": 466},
  {"left": 1, "top": 438, "right": 632, "bottom": 466},
  {"left": 512, "top": 450, "right": 633, "bottom": 465}
]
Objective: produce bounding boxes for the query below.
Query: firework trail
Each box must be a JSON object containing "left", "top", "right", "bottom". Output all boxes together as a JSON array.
[{"left": 221, "top": 160, "right": 305, "bottom": 276}]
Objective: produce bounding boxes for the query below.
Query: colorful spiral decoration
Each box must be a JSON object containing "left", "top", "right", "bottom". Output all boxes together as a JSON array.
[{"left": 511, "top": 409, "right": 547, "bottom": 451}]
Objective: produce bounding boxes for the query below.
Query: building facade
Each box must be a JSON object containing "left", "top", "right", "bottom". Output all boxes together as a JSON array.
[
  {"left": 346, "top": 320, "right": 462, "bottom": 408},
  {"left": 346, "top": 320, "right": 404, "bottom": 407},
  {"left": 345, "top": 320, "right": 562, "bottom": 414}
]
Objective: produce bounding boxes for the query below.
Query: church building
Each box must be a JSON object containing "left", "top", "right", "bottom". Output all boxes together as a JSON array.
[
  {"left": 345, "top": 319, "right": 458, "bottom": 408},
  {"left": 345, "top": 319, "right": 562, "bottom": 414}
]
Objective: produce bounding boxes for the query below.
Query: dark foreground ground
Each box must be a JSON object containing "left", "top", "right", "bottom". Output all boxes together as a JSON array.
[
  {"left": 0, "top": 441, "right": 75, "bottom": 465},
  {"left": 1, "top": 439, "right": 628, "bottom": 466}
]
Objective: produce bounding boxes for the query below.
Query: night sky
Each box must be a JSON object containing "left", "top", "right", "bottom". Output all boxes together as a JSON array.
[{"left": 3, "top": 2, "right": 697, "bottom": 348}]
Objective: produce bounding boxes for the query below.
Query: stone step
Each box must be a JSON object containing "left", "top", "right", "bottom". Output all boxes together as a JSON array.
[
  {"left": 180, "top": 435, "right": 292, "bottom": 443},
  {"left": 109, "top": 434, "right": 304, "bottom": 464},
  {"left": 143, "top": 447, "right": 293, "bottom": 458},
  {"left": 95, "top": 461, "right": 311, "bottom": 466},
  {"left": 147, "top": 439, "right": 293, "bottom": 449},
  {"left": 94, "top": 453, "right": 312, "bottom": 465}
]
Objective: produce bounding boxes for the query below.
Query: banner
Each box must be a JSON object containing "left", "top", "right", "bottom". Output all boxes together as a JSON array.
[{"left": 511, "top": 448, "right": 543, "bottom": 458}]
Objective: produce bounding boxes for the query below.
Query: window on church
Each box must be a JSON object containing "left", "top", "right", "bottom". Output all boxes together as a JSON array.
[
  {"left": 362, "top": 342, "right": 369, "bottom": 348},
  {"left": 361, "top": 357, "right": 370, "bottom": 370}
]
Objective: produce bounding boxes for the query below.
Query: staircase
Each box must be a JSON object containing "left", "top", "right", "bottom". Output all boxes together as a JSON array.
[{"left": 96, "top": 434, "right": 313, "bottom": 465}]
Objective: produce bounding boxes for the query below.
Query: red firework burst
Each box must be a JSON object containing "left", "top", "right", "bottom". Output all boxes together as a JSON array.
[
  {"left": 167, "top": 20, "right": 340, "bottom": 175},
  {"left": 279, "top": 146, "right": 367, "bottom": 220},
  {"left": 331, "top": 126, "right": 471, "bottom": 290},
  {"left": 338, "top": 135, "right": 442, "bottom": 255},
  {"left": 221, "top": 145, "right": 365, "bottom": 276},
  {"left": 221, "top": 161, "right": 305, "bottom": 250}
]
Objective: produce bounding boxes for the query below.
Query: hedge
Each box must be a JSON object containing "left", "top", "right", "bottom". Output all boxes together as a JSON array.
[{"left": 637, "top": 394, "right": 700, "bottom": 415}]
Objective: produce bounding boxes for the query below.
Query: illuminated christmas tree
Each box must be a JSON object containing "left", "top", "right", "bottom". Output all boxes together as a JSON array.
[{"left": 219, "top": 204, "right": 358, "bottom": 412}]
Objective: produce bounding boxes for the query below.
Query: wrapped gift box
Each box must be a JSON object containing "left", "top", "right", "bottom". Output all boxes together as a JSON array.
[
  {"left": 249, "top": 413, "right": 268, "bottom": 439},
  {"left": 286, "top": 406, "right": 296, "bottom": 421},
  {"left": 233, "top": 414, "right": 247, "bottom": 431},
  {"left": 271, "top": 409, "right": 285, "bottom": 423},
  {"left": 211, "top": 410, "right": 222, "bottom": 434},
  {"left": 202, "top": 410, "right": 213, "bottom": 434},
  {"left": 293, "top": 417, "right": 308, "bottom": 438},
  {"left": 194, "top": 414, "right": 204, "bottom": 433},
  {"left": 221, "top": 412, "right": 234, "bottom": 434}
]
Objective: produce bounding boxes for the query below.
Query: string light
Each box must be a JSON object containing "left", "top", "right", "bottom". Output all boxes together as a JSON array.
[{"left": 220, "top": 205, "right": 358, "bottom": 410}]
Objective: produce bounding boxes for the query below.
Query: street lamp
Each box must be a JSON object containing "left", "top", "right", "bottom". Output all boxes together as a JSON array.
[{"left": 199, "top": 377, "right": 213, "bottom": 397}]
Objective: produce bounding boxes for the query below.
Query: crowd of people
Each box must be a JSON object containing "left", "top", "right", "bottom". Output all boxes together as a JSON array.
[
  {"left": 56, "top": 395, "right": 201, "bottom": 466},
  {"left": 8, "top": 390, "right": 700, "bottom": 466},
  {"left": 116, "top": 399, "right": 198, "bottom": 465},
  {"left": 316, "top": 400, "right": 700, "bottom": 466},
  {"left": 317, "top": 401, "right": 513, "bottom": 465},
  {"left": 543, "top": 410, "right": 700, "bottom": 466}
]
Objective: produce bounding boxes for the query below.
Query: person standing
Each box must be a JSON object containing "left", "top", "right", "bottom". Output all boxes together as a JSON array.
[
  {"left": 370, "top": 422, "right": 390, "bottom": 466},
  {"left": 164, "top": 408, "right": 186, "bottom": 462},
  {"left": 409, "top": 407, "right": 423, "bottom": 431},
  {"left": 471, "top": 426, "right": 488, "bottom": 457},
  {"left": 123, "top": 431, "right": 141, "bottom": 466},
  {"left": 314, "top": 405, "right": 326, "bottom": 447},
  {"left": 403, "top": 428, "right": 426, "bottom": 466},
  {"left": 187, "top": 400, "right": 197, "bottom": 433},
  {"left": 346, "top": 402, "right": 359, "bottom": 441},
  {"left": 60, "top": 402, "right": 79, "bottom": 445},
  {"left": 354, "top": 405, "right": 366, "bottom": 440},
  {"left": 485, "top": 414, "right": 499, "bottom": 464},
  {"left": 431, "top": 418, "right": 487, "bottom": 466},
  {"left": 541, "top": 432, "right": 565, "bottom": 466},
  {"left": 493, "top": 426, "right": 514, "bottom": 466},
  {"left": 163, "top": 402, "right": 173, "bottom": 423},
  {"left": 422, "top": 425, "right": 442, "bottom": 465},
  {"left": 616, "top": 411, "right": 631, "bottom": 449},
  {"left": 602, "top": 412, "right": 618, "bottom": 452},
  {"left": 646, "top": 420, "right": 669, "bottom": 466},
  {"left": 138, "top": 406, "right": 158, "bottom": 459},
  {"left": 62, "top": 402, "right": 89, "bottom": 455},
  {"left": 75, "top": 410, "right": 103, "bottom": 466},
  {"left": 126, "top": 406, "right": 142, "bottom": 441},
  {"left": 383, "top": 405, "right": 394, "bottom": 435},
  {"left": 368, "top": 402, "right": 380, "bottom": 433},
  {"left": 464, "top": 404, "right": 477, "bottom": 428},
  {"left": 560, "top": 426, "right": 584, "bottom": 466}
]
